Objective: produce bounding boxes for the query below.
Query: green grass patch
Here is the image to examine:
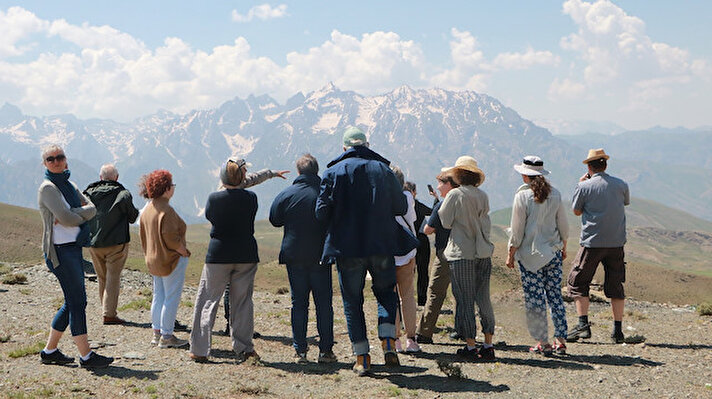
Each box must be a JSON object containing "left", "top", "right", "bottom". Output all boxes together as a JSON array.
[
  {"left": 118, "top": 297, "right": 152, "bottom": 311},
  {"left": 145, "top": 385, "right": 158, "bottom": 394},
  {"left": 0, "top": 263, "right": 11, "bottom": 275},
  {"left": 2, "top": 273, "right": 27, "bottom": 285},
  {"left": 385, "top": 386, "right": 402, "bottom": 397},
  {"left": 698, "top": 303, "right": 712, "bottom": 316},
  {"left": 0, "top": 333, "right": 11, "bottom": 343},
  {"left": 19, "top": 288, "right": 31, "bottom": 295},
  {"left": 7, "top": 341, "right": 44, "bottom": 358}
]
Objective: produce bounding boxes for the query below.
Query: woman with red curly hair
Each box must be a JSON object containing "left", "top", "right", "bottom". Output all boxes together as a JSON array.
[{"left": 139, "top": 170, "right": 191, "bottom": 348}]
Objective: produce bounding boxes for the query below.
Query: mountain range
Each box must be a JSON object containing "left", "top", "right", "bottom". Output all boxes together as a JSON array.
[{"left": 1, "top": 84, "right": 710, "bottom": 222}]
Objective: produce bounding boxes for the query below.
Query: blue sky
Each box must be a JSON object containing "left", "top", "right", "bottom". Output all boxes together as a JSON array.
[{"left": 1, "top": 1, "right": 710, "bottom": 131}]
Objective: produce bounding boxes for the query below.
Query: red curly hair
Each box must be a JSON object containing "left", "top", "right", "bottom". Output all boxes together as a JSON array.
[{"left": 139, "top": 169, "right": 173, "bottom": 199}]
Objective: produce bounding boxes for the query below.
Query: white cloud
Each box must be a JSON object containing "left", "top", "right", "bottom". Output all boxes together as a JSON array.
[
  {"left": 548, "top": 78, "right": 586, "bottom": 100},
  {"left": 232, "top": 4, "right": 288, "bottom": 23},
  {"left": 492, "top": 47, "right": 560, "bottom": 70},
  {"left": 0, "top": 6, "right": 48, "bottom": 58}
]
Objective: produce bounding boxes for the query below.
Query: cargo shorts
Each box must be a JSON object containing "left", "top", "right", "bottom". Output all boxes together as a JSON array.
[{"left": 567, "top": 246, "right": 625, "bottom": 299}]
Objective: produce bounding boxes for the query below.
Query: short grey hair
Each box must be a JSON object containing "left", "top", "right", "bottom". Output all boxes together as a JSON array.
[
  {"left": 100, "top": 164, "right": 119, "bottom": 181},
  {"left": 296, "top": 154, "right": 319, "bottom": 175},
  {"left": 390, "top": 165, "right": 405, "bottom": 189},
  {"left": 41, "top": 144, "right": 64, "bottom": 160}
]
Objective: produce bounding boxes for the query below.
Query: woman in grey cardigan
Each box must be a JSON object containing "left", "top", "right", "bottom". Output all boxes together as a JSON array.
[{"left": 38, "top": 144, "right": 114, "bottom": 369}]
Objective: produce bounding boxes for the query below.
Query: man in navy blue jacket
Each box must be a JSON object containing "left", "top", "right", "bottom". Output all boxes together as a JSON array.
[
  {"left": 269, "top": 154, "right": 335, "bottom": 365},
  {"left": 316, "top": 126, "right": 418, "bottom": 376}
]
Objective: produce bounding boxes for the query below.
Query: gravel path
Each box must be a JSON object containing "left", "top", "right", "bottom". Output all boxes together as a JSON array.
[{"left": 1, "top": 264, "right": 711, "bottom": 398}]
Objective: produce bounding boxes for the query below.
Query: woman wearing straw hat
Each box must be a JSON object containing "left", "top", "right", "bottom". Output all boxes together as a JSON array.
[
  {"left": 437, "top": 156, "right": 496, "bottom": 360},
  {"left": 506, "top": 156, "right": 569, "bottom": 356}
]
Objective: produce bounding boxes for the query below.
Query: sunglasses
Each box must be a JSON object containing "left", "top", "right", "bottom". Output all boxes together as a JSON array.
[
  {"left": 227, "top": 158, "right": 247, "bottom": 168},
  {"left": 45, "top": 154, "right": 66, "bottom": 163}
]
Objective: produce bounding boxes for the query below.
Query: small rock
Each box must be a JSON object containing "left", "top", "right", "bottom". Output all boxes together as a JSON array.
[
  {"left": 123, "top": 352, "right": 146, "bottom": 360},
  {"left": 593, "top": 365, "right": 602, "bottom": 370}
]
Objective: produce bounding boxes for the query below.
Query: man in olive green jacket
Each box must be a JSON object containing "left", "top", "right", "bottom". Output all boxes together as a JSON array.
[{"left": 84, "top": 164, "right": 139, "bottom": 325}]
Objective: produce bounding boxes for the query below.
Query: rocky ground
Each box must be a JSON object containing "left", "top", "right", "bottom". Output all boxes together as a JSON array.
[{"left": 1, "top": 263, "right": 711, "bottom": 398}]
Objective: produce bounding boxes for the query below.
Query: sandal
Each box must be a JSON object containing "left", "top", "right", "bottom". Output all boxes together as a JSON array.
[
  {"left": 529, "top": 343, "right": 553, "bottom": 356},
  {"left": 552, "top": 342, "right": 567, "bottom": 355}
]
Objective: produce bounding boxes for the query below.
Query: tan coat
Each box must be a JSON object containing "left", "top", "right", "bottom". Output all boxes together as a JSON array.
[{"left": 139, "top": 197, "right": 189, "bottom": 276}]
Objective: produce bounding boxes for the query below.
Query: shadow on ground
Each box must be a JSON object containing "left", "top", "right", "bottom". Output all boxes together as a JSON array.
[
  {"left": 85, "top": 365, "right": 162, "bottom": 380},
  {"left": 380, "top": 373, "right": 509, "bottom": 394}
]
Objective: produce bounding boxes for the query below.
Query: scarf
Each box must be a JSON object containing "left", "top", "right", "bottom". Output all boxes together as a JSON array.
[{"left": 44, "top": 169, "right": 91, "bottom": 246}]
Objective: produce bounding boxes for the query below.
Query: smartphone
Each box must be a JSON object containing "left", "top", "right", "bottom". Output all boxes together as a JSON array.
[{"left": 427, "top": 184, "right": 435, "bottom": 194}]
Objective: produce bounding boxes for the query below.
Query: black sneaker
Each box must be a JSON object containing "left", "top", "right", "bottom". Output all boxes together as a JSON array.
[
  {"left": 456, "top": 345, "right": 478, "bottom": 359},
  {"left": 566, "top": 323, "right": 591, "bottom": 342},
  {"left": 174, "top": 320, "right": 188, "bottom": 332},
  {"left": 476, "top": 346, "right": 496, "bottom": 361},
  {"left": 611, "top": 331, "right": 625, "bottom": 344},
  {"left": 449, "top": 331, "right": 464, "bottom": 341},
  {"left": 40, "top": 349, "right": 74, "bottom": 365},
  {"left": 79, "top": 352, "right": 114, "bottom": 369},
  {"left": 415, "top": 334, "right": 433, "bottom": 344}
]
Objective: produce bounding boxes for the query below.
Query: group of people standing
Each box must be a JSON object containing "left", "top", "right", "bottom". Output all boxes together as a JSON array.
[{"left": 36, "top": 126, "right": 630, "bottom": 376}]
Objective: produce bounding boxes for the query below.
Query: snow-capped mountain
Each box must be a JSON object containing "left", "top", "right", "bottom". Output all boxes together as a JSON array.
[{"left": 1, "top": 85, "right": 709, "bottom": 222}]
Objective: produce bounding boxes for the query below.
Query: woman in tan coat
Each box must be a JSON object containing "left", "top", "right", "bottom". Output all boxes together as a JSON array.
[{"left": 139, "top": 169, "right": 191, "bottom": 348}]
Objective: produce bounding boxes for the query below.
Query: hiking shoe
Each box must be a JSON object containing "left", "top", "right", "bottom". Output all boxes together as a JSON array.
[
  {"left": 456, "top": 345, "right": 479, "bottom": 359},
  {"left": 189, "top": 353, "right": 209, "bottom": 363},
  {"left": 449, "top": 331, "right": 464, "bottom": 340},
  {"left": 294, "top": 352, "right": 309, "bottom": 364},
  {"left": 529, "top": 343, "right": 553, "bottom": 357},
  {"left": 395, "top": 339, "right": 404, "bottom": 353},
  {"left": 103, "top": 316, "right": 126, "bottom": 325},
  {"left": 353, "top": 354, "right": 371, "bottom": 376},
  {"left": 158, "top": 334, "right": 189, "bottom": 348},
  {"left": 381, "top": 338, "right": 400, "bottom": 367},
  {"left": 318, "top": 350, "right": 337, "bottom": 364},
  {"left": 611, "top": 331, "right": 625, "bottom": 344},
  {"left": 553, "top": 342, "right": 567, "bottom": 355},
  {"left": 566, "top": 323, "right": 591, "bottom": 342},
  {"left": 415, "top": 334, "right": 433, "bottom": 344},
  {"left": 476, "top": 346, "right": 496, "bottom": 361},
  {"left": 405, "top": 338, "right": 421, "bottom": 353},
  {"left": 40, "top": 349, "right": 74, "bottom": 365},
  {"left": 150, "top": 330, "right": 161, "bottom": 345},
  {"left": 236, "top": 350, "right": 260, "bottom": 363},
  {"left": 174, "top": 320, "right": 188, "bottom": 332},
  {"left": 79, "top": 352, "right": 114, "bottom": 369}
]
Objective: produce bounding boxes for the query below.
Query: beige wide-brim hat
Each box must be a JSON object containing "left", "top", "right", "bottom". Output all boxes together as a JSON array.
[
  {"left": 583, "top": 148, "right": 610, "bottom": 164},
  {"left": 513, "top": 155, "right": 550, "bottom": 176},
  {"left": 447, "top": 155, "right": 485, "bottom": 186}
]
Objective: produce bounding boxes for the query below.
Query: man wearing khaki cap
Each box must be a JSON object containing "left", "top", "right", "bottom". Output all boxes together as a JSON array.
[{"left": 566, "top": 149, "right": 630, "bottom": 344}]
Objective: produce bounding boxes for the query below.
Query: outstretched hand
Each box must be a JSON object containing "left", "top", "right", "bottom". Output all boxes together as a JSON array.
[{"left": 275, "top": 170, "right": 290, "bottom": 179}]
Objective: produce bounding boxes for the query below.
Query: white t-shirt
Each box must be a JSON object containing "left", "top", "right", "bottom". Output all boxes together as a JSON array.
[
  {"left": 394, "top": 190, "right": 417, "bottom": 266},
  {"left": 52, "top": 195, "right": 80, "bottom": 244}
]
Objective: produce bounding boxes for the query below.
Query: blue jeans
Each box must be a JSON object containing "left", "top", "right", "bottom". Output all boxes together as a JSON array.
[
  {"left": 336, "top": 255, "right": 398, "bottom": 355},
  {"left": 152, "top": 257, "right": 188, "bottom": 336},
  {"left": 286, "top": 263, "right": 334, "bottom": 353},
  {"left": 46, "top": 244, "right": 88, "bottom": 336}
]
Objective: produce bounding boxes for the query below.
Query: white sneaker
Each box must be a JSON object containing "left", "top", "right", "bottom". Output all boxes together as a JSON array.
[
  {"left": 405, "top": 338, "right": 421, "bottom": 353},
  {"left": 395, "top": 339, "right": 404, "bottom": 353}
]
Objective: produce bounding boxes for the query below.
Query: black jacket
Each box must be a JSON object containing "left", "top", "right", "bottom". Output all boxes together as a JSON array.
[
  {"left": 269, "top": 173, "right": 326, "bottom": 264},
  {"left": 84, "top": 180, "right": 139, "bottom": 248}
]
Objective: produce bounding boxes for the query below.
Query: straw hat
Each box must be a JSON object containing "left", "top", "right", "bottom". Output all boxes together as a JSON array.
[
  {"left": 447, "top": 156, "right": 485, "bottom": 186},
  {"left": 582, "top": 148, "right": 610, "bottom": 164},
  {"left": 513, "top": 155, "right": 550, "bottom": 176}
]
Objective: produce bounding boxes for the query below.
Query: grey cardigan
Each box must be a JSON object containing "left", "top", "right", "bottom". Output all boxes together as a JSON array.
[{"left": 38, "top": 179, "right": 96, "bottom": 268}]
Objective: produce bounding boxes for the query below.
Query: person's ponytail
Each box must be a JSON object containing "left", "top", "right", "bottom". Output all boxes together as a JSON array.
[{"left": 529, "top": 175, "right": 551, "bottom": 203}]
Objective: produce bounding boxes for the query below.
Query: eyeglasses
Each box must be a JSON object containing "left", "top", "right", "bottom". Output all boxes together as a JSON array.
[
  {"left": 45, "top": 154, "right": 66, "bottom": 163},
  {"left": 171, "top": 184, "right": 177, "bottom": 187}
]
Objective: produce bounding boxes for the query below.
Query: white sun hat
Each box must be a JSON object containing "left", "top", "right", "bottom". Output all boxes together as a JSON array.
[{"left": 513, "top": 155, "right": 550, "bottom": 176}]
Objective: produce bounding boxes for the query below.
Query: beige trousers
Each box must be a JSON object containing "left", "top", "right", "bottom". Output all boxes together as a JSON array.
[
  {"left": 394, "top": 258, "right": 417, "bottom": 339},
  {"left": 416, "top": 249, "right": 451, "bottom": 338},
  {"left": 88, "top": 243, "right": 129, "bottom": 318}
]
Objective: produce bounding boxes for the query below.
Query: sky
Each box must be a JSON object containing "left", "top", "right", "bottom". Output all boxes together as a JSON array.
[{"left": 0, "top": 0, "right": 710, "bottom": 131}]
